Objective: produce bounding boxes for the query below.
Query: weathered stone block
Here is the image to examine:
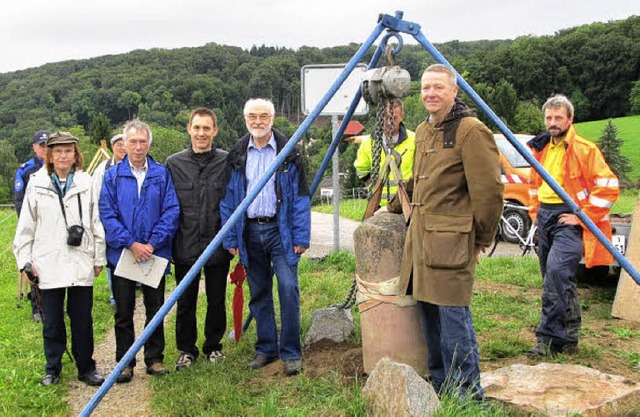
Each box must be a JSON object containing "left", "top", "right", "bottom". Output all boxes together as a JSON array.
[
  {"left": 354, "top": 212, "right": 407, "bottom": 283},
  {"left": 362, "top": 357, "right": 440, "bottom": 417},
  {"left": 355, "top": 213, "right": 428, "bottom": 376},
  {"left": 612, "top": 192, "right": 640, "bottom": 322},
  {"left": 482, "top": 363, "right": 640, "bottom": 416},
  {"left": 304, "top": 307, "right": 354, "bottom": 346}
]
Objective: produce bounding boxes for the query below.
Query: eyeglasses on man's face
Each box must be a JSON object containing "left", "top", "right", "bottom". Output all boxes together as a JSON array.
[{"left": 246, "top": 113, "right": 272, "bottom": 122}]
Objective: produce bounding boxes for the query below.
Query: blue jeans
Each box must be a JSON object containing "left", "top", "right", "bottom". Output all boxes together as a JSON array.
[
  {"left": 417, "top": 301, "right": 484, "bottom": 401},
  {"left": 245, "top": 221, "right": 301, "bottom": 361},
  {"left": 536, "top": 204, "right": 583, "bottom": 347}
]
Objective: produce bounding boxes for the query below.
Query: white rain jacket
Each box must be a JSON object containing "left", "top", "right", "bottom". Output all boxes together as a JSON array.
[{"left": 13, "top": 167, "right": 106, "bottom": 289}]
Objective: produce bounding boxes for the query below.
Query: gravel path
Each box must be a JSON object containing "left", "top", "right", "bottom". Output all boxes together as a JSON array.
[
  {"left": 306, "top": 211, "right": 529, "bottom": 259},
  {"left": 66, "top": 296, "right": 166, "bottom": 416}
]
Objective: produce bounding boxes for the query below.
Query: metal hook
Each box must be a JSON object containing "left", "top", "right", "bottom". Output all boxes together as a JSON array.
[{"left": 379, "top": 31, "right": 404, "bottom": 66}]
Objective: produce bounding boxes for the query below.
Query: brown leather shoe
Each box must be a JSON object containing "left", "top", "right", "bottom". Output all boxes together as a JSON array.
[
  {"left": 116, "top": 366, "right": 133, "bottom": 384},
  {"left": 146, "top": 362, "right": 169, "bottom": 376}
]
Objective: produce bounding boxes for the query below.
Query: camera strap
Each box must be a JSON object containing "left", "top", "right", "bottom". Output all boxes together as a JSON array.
[{"left": 57, "top": 191, "right": 82, "bottom": 228}]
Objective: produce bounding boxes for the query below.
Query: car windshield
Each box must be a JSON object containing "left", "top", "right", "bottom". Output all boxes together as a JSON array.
[{"left": 496, "top": 136, "right": 532, "bottom": 169}]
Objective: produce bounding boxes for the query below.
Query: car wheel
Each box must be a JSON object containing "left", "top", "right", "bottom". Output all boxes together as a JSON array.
[{"left": 501, "top": 207, "right": 531, "bottom": 244}]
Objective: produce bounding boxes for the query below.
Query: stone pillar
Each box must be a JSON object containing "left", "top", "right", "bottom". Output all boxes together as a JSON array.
[
  {"left": 612, "top": 191, "right": 640, "bottom": 322},
  {"left": 354, "top": 212, "right": 428, "bottom": 376}
]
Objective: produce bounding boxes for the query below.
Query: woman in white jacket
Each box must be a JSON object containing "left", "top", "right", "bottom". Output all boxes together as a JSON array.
[{"left": 13, "top": 132, "right": 106, "bottom": 387}]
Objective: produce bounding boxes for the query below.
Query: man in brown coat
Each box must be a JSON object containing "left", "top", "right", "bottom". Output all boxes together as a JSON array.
[{"left": 399, "top": 64, "right": 503, "bottom": 401}]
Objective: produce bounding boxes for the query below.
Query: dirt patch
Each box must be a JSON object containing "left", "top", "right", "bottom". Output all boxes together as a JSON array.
[
  {"left": 250, "top": 339, "right": 366, "bottom": 383},
  {"left": 475, "top": 280, "right": 541, "bottom": 299}
]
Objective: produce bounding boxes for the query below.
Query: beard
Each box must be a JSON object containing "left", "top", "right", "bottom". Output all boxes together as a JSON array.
[
  {"left": 548, "top": 126, "right": 569, "bottom": 138},
  {"left": 247, "top": 122, "right": 273, "bottom": 140}
]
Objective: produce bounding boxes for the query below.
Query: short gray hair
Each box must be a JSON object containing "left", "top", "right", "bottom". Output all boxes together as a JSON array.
[
  {"left": 542, "top": 94, "right": 574, "bottom": 119},
  {"left": 423, "top": 64, "right": 457, "bottom": 87},
  {"left": 122, "top": 120, "right": 153, "bottom": 145},
  {"left": 243, "top": 98, "right": 275, "bottom": 116}
]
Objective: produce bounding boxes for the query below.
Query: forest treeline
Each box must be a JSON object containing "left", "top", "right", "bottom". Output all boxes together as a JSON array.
[{"left": 0, "top": 15, "right": 638, "bottom": 201}]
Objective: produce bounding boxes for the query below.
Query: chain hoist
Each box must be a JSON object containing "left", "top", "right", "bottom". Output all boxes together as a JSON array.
[{"left": 360, "top": 45, "right": 411, "bottom": 209}]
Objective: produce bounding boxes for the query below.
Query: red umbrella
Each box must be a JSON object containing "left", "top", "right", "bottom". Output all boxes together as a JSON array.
[{"left": 229, "top": 263, "right": 246, "bottom": 342}]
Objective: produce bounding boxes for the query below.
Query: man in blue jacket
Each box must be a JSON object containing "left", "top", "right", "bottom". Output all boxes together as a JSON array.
[
  {"left": 99, "top": 120, "right": 179, "bottom": 383},
  {"left": 14, "top": 130, "right": 50, "bottom": 322},
  {"left": 220, "top": 98, "right": 311, "bottom": 376}
]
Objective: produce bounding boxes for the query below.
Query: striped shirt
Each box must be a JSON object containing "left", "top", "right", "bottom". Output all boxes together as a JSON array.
[{"left": 246, "top": 134, "right": 277, "bottom": 218}]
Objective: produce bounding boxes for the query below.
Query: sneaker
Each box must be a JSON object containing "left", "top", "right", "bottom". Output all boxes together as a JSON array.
[
  {"left": 146, "top": 362, "right": 169, "bottom": 376},
  {"left": 175, "top": 352, "right": 195, "bottom": 371},
  {"left": 207, "top": 350, "right": 225, "bottom": 364},
  {"left": 284, "top": 359, "right": 302, "bottom": 376},
  {"left": 78, "top": 370, "right": 105, "bottom": 386},
  {"left": 33, "top": 312, "right": 42, "bottom": 323},
  {"left": 248, "top": 354, "right": 278, "bottom": 370},
  {"left": 116, "top": 366, "right": 133, "bottom": 384},
  {"left": 40, "top": 374, "right": 60, "bottom": 387}
]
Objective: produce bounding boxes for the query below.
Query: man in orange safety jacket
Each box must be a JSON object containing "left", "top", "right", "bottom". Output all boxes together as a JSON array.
[{"left": 526, "top": 94, "right": 619, "bottom": 358}]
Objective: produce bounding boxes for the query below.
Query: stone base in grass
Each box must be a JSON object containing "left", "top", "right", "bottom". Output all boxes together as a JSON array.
[{"left": 482, "top": 363, "right": 640, "bottom": 416}]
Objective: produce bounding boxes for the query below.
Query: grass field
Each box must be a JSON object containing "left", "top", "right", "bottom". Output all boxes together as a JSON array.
[
  {"left": 575, "top": 115, "right": 640, "bottom": 183},
  {"left": 1, "top": 208, "right": 638, "bottom": 416}
]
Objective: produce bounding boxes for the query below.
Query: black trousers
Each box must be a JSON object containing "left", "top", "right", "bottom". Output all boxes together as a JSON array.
[
  {"left": 112, "top": 272, "right": 166, "bottom": 368},
  {"left": 40, "top": 286, "right": 96, "bottom": 376},
  {"left": 174, "top": 262, "right": 229, "bottom": 358}
]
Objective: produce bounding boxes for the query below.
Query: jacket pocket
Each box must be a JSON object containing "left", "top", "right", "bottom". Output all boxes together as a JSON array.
[
  {"left": 174, "top": 182, "right": 194, "bottom": 207},
  {"left": 421, "top": 212, "right": 473, "bottom": 269}
]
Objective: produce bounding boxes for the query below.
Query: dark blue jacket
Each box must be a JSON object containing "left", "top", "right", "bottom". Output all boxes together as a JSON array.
[
  {"left": 14, "top": 156, "right": 43, "bottom": 216},
  {"left": 99, "top": 155, "right": 180, "bottom": 272},
  {"left": 220, "top": 129, "right": 311, "bottom": 267}
]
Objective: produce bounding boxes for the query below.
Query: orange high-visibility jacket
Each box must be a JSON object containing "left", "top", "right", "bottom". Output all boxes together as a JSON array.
[{"left": 528, "top": 125, "right": 620, "bottom": 267}]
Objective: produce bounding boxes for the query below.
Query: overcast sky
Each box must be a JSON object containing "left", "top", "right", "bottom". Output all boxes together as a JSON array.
[{"left": 0, "top": 0, "right": 636, "bottom": 74}]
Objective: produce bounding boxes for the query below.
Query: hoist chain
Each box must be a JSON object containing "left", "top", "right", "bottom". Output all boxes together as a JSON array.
[
  {"left": 367, "top": 44, "right": 398, "bottom": 200},
  {"left": 368, "top": 97, "right": 395, "bottom": 199},
  {"left": 332, "top": 274, "right": 358, "bottom": 310}
]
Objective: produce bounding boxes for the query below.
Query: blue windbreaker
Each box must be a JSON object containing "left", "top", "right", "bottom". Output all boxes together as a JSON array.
[
  {"left": 99, "top": 155, "right": 180, "bottom": 273},
  {"left": 220, "top": 129, "right": 311, "bottom": 267}
]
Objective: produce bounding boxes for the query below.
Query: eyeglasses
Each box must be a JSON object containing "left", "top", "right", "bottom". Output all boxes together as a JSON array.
[{"left": 246, "top": 113, "right": 272, "bottom": 122}]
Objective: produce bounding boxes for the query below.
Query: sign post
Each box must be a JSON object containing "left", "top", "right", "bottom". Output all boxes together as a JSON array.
[{"left": 301, "top": 64, "right": 368, "bottom": 252}]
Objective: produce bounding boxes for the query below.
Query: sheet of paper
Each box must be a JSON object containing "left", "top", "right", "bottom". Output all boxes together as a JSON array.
[{"left": 113, "top": 248, "right": 168, "bottom": 289}]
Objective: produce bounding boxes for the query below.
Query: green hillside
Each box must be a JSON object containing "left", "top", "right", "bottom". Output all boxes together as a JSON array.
[{"left": 575, "top": 115, "right": 640, "bottom": 183}]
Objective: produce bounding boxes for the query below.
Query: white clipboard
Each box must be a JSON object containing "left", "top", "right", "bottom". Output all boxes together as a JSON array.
[{"left": 113, "top": 248, "right": 168, "bottom": 289}]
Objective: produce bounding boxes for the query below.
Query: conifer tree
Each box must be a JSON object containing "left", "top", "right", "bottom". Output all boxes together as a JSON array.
[
  {"left": 88, "top": 112, "right": 112, "bottom": 145},
  {"left": 597, "top": 120, "right": 631, "bottom": 188}
]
